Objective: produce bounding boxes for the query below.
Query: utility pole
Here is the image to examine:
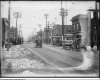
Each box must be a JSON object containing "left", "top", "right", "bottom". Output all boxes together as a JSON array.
[
  {"left": 7, "top": 1, "right": 11, "bottom": 51},
  {"left": 44, "top": 14, "right": 49, "bottom": 44},
  {"left": 60, "top": 1, "right": 64, "bottom": 42},
  {"left": 0, "top": 1, "right": 2, "bottom": 57},
  {"left": 19, "top": 24, "right": 21, "bottom": 44},
  {"left": 60, "top": 1, "right": 68, "bottom": 45},
  {"left": 13, "top": 12, "right": 21, "bottom": 40},
  {"left": 44, "top": 14, "right": 49, "bottom": 28},
  {"left": 47, "top": 22, "right": 50, "bottom": 44},
  {"left": 16, "top": 12, "right": 18, "bottom": 38},
  {"left": 38, "top": 24, "right": 42, "bottom": 41},
  {"left": 18, "top": 24, "right": 21, "bottom": 38},
  {"left": 20, "top": 24, "right": 21, "bottom": 38},
  {"left": 20, "top": 26, "right": 23, "bottom": 44}
]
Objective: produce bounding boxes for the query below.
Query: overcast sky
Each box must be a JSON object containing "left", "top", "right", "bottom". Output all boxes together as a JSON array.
[{"left": 1, "top": 1, "right": 95, "bottom": 41}]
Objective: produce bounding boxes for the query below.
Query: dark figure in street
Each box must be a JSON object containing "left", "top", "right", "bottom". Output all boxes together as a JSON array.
[{"left": 35, "top": 40, "right": 42, "bottom": 48}]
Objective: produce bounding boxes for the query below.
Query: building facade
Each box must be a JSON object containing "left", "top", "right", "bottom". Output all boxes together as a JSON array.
[
  {"left": 51, "top": 24, "right": 72, "bottom": 46},
  {"left": 52, "top": 24, "right": 62, "bottom": 45},
  {"left": 71, "top": 14, "right": 89, "bottom": 50},
  {"left": 2, "top": 18, "right": 8, "bottom": 47},
  {"left": 2, "top": 18, "right": 22, "bottom": 46}
]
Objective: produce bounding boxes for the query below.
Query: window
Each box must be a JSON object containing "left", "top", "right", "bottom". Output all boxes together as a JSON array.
[
  {"left": 74, "top": 25, "right": 75, "bottom": 31},
  {"left": 75, "top": 24, "right": 77, "bottom": 31}
]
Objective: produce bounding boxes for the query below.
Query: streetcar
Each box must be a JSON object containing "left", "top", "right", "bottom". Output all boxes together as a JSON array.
[{"left": 35, "top": 35, "right": 42, "bottom": 48}]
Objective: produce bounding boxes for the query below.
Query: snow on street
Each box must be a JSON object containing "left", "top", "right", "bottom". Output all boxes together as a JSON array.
[
  {"left": 1, "top": 43, "right": 99, "bottom": 77},
  {"left": 1, "top": 45, "right": 51, "bottom": 75}
]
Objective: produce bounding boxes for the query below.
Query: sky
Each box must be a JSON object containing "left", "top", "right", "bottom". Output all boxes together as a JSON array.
[{"left": 1, "top": 1, "right": 95, "bottom": 41}]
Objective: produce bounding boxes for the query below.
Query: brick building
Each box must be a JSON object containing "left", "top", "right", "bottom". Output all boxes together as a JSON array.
[
  {"left": 51, "top": 24, "right": 72, "bottom": 46},
  {"left": 71, "top": 14, "right": 89, "bottom": 49}
]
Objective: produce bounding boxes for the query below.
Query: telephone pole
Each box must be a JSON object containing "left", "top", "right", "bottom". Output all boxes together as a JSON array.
[
  {"left": 7, "top": 1, "right": 11, "bottom": 51},
  {"left": 0, "top": 1, "right": 2, "bottom": 53},
  {"left": 13, "top": 12, "right": 21, "bottom": 39},
  {"left": 47, "top": 22, "right": 50, "bottom": 44},
  {"left": 44, "top": 14, "right": 49, "bottom": 28},
  {"left": 60, "top": 1, "right": 68, "bottom": 44},
  {"left": 16, "top": 12, "right": 19, "bottom": 38},
  {"left": 44, "top": 14, "right": 49, "bottom": 44}
]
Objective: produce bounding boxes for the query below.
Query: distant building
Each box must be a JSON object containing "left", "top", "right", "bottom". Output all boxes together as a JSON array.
[
  {"left": 43, "top": 27, "right": 52, "bottom": 44},
  {"left": 9, "top": 26, "right": 18, "bottom": 42},
  {"left": 51, "top": 24, "right": 62, "bottom": 45},
  {"left": 63, "top": 25, "right": 73, "bottom": 42},
  {"left": 52, "top": 24, "right": 62, "bottom": 36},
  {"left": 51, "top": 24, "right": 72, "bottom": 46}
]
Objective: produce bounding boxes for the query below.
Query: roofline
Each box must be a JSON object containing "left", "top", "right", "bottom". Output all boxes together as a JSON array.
[{"left": 70, "top": 14, "right": 87, "bottom": 21}]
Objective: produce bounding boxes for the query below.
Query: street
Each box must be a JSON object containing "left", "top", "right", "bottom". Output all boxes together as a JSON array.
[
  {"left": 22, "top": 42, "right": 83, "bottom": 69},
  {"left": 1, "top": 1, "right": 99, "bottom": 78}
]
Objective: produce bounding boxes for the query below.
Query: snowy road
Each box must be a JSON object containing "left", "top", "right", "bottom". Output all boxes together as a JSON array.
[{"left": 21, "top": 42, "right": 83, "bottom": 69}]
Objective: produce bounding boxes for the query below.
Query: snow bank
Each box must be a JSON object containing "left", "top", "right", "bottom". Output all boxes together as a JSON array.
[
  {"left": 2, "top": 45, "right": 31, "bottom": 58},
  {"left": 1, "top": 45, "right": 48, "bottom": 73},
  {"left": 74, "top": 49, "right": 94, "bottom": 70},
  {"left": 4, "top": 58, "right": 45, "bottom": 71}
]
